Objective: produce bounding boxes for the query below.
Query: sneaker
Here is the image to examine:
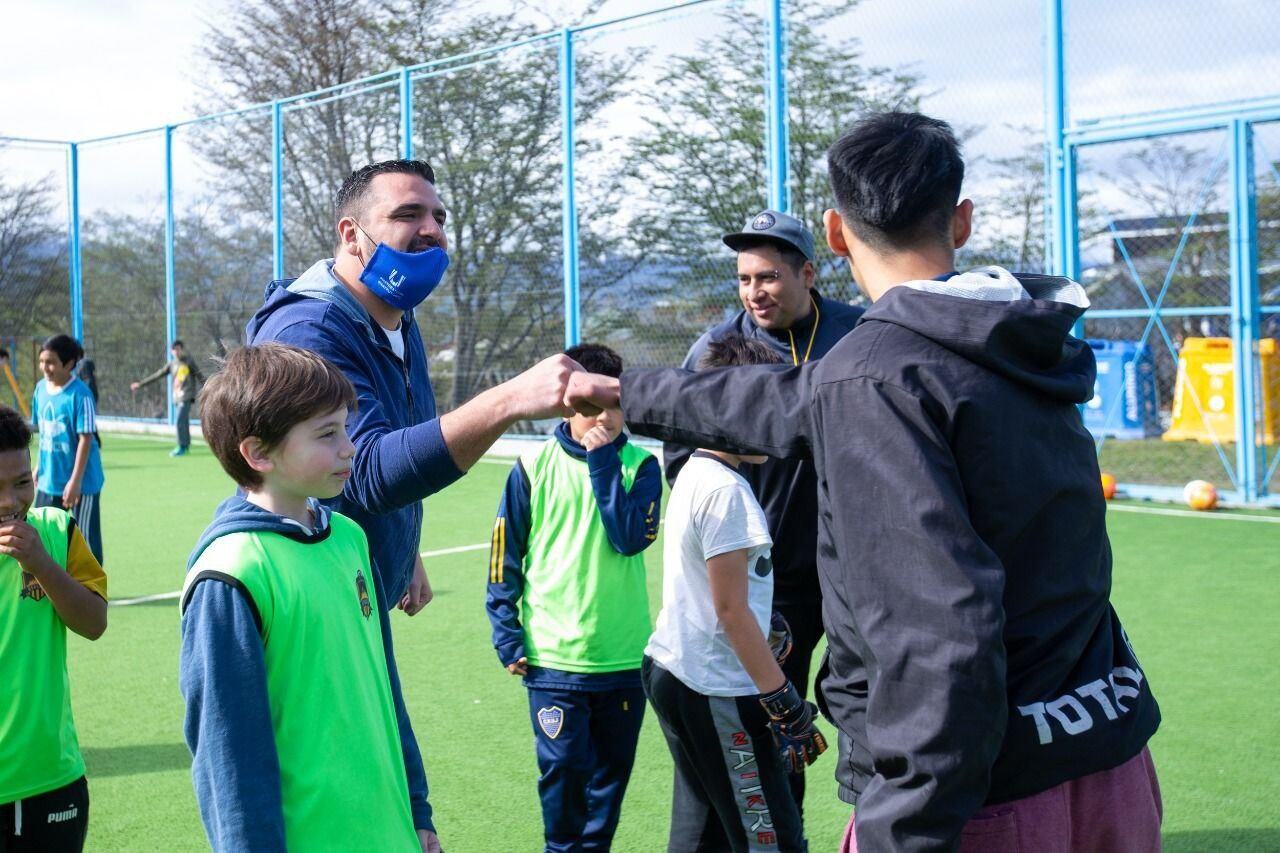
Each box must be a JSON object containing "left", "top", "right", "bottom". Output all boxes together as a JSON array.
[{"left": 170, "top": 446, "right": 188, "bottom": 457}]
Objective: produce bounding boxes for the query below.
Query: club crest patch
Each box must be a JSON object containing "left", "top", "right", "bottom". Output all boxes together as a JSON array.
[
  {"left": 355, "top": 569, "right": 372, "bottom": 619},
  {"left": 537, "top": 706, "right": 565, "bottom": 740},
  {"left": 19, "top": 571, "right": 46, "bottom": 601},
  {"left": 752, "top": 212, "right": 776, "bottom": 231}
]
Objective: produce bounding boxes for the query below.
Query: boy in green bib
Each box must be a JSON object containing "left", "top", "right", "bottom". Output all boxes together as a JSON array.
[
  {"left": 486, "top": 343, "right": 662, "bottom": 852},
  {"left": 0, "top": 405, "right": 107, "bottom": 853},
  {"left": 179, "top": 343, "right": 418, "bottom": 852}
]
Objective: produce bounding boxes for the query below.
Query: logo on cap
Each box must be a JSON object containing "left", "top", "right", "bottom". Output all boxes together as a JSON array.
[{"left": 752, "top": 212, "right": 776, "bottom": 231}]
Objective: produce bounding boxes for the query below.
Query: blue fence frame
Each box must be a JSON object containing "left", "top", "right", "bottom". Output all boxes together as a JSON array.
[
  {"left": 4, "top": 0, "right": 1278, "bottom": 505},
  {"left": 1044, "top": 0, "right": 1280, "bottom": 506}
]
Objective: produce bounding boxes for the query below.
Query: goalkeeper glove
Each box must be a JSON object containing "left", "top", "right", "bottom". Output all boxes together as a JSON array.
[
  {"left": 767, "top": 610, "right": 793, "bottom": 664},
  {"left": 759, "top": 681, "right": 827, "bottom": 774}
]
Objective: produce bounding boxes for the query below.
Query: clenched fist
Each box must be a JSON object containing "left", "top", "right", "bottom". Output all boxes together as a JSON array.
[
  {"left": 564, "top": 372, "right": 621, "bottom": 417},
  {"left": 505, "top": 355, "right": 584, "bottom": 420}
]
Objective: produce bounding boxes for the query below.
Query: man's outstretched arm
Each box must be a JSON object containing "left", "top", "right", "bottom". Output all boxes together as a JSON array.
[
  {"left": 568, "top": 364, "right": 816, "bottom": 461},
  {"left": 266, "top": 319, "right": 580, "bottom": 514},
  {"left": 439, "top": 355, "right": 580, "bottom": 471}
]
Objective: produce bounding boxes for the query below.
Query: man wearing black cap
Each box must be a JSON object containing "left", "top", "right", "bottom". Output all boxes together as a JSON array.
[{"left": 664, "top": 209, "right": 863, "bottom": 812}]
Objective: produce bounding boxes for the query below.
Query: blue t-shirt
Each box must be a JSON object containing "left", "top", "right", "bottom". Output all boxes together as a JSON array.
[{"left": 32, "top": 377, "right": 104, "bottom": 496}]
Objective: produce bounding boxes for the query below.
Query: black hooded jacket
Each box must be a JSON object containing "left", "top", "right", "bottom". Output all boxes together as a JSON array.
[{"left": 617, "top": 270, "right": 1160, "bottom": 851}]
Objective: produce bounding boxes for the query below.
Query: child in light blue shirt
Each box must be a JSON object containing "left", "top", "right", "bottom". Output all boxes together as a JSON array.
[{"left": 32, "top": 335, "right": 104, "bottom": 563}]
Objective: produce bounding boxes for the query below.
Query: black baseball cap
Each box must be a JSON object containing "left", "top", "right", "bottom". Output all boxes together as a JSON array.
[{"left": 723, "top": 209, "right": 816, "bottom": 262}]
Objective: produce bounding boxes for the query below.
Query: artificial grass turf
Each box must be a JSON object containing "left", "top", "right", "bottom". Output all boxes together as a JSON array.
[{"left": 62, "top": 435, "right": 1280, "bottom": 850}]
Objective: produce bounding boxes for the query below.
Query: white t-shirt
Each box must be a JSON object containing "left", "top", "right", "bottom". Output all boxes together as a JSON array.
[
  {"left": 645, "top": 453, "right": 774, "bottom": 697},
  {"left": 382, "top": 322, "right": 405, "bottom": 361}
]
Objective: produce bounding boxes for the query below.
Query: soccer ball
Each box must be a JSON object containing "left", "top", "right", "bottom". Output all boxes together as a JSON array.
[
  {"left": 1183, "top": 480, "right": 1218, "bottom": 511},
  {"left": 1100, "top": 472, "right": 1117, "bottom": 500}
]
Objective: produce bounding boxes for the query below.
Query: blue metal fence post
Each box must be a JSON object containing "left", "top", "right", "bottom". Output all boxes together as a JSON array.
[
  {"left": 67, "top": 143, "right": 83, "bottom": 341},
  {"left": 164, "top": 126, "right": 178, "bottom": 425},
  {"left": 1229, "top": 118, "right": 1261, "bottom": 501},
  {"left": 400, "top": 67, "right": 414, "bottom": 159},
  {"left": 560, "top": 28, "right": 580, "bottom": 348},
  {"left": 1045, "top": 0, "right": 1081, "bottom": 346},
  {"left": 1045, "top": 0, "right": 1077, "bottom": 281},
  {"left": 272, "top": 101, "right": 285, "bottom": 279},
  {"left": 765, "top": 0, "right": 789, "bottom": 212}
]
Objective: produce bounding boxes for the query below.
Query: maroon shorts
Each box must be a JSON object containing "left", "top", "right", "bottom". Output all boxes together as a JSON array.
[{"left": 840, "top": 746, "right": 1162, "bottom": 852}]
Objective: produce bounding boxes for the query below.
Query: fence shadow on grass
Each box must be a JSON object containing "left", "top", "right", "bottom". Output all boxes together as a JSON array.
[
  {"left": 1164, "top": 828, "right": 1280, "bottom": 852},
  {"left": 82, "top": 742, "right": 191, "bottom": 778}
]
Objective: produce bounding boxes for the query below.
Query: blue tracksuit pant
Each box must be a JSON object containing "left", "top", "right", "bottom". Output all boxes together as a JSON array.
[{"left": 526, "top": 683, "right": 646, "bottom": 852}]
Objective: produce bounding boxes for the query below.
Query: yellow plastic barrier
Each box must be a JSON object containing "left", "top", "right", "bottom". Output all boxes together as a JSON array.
[
  {"left": 3, "top": 363, "right": 28, "bottom": 419},
  {"left": 1163, "top": 337, "right": 1279, "bottom": 445}
]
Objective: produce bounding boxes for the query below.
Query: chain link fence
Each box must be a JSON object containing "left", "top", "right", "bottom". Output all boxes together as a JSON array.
[
  {"left": 2, "top": 0, "right": 1278, "bottom": 502},
  {"left": 1061, "top": 0, "right": 1280, "bottom": 502},
  {"left": 0, "top": 141, "right": 72, "bottom": 409}
]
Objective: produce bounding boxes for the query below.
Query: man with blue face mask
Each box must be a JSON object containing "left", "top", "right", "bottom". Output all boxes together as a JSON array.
[{"left": 179, "top": 160, "right": 582, "bottom": 853}]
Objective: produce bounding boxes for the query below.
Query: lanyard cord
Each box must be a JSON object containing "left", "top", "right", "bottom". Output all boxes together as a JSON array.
[{"left": 786, "top": 296, "right": 821, "bottom": 366}]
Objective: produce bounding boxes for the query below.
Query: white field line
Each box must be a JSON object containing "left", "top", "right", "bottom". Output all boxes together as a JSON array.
[
  {"left": 1108, "top": 504, "right": 1280, "bottom": 523},
  {"left": 102, "top": 432, "right": 207, "bottom": 445},
  {"left": 110, "top": 542, "right": 493, "bottom": 607},
  {"left": 116, "top": 504, "right": 1274, "bottom": 606}
]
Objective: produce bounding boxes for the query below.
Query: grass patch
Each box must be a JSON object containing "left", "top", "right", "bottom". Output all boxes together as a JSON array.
[{"left": 59, "top": 435, "right": 1280, "bottom": 850}]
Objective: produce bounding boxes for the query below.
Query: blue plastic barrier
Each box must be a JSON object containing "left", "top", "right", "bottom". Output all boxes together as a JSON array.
[{"left": 1084, "top": 339, "right": 1161, "bottom": 439}]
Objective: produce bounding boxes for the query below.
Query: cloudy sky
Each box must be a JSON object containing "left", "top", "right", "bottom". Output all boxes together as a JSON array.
[{"left": 1, "top": 0, "right": 1274, "bottom": 222}]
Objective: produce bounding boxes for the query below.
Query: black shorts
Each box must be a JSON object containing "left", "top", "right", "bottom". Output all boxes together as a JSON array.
[{"left": 0, "top": 776, "right": 90, "bottom": 853}]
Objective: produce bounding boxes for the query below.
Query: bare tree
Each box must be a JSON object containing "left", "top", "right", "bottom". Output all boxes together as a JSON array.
[{"left": 0, "top": 172, "right": 68, "bottom": 345}]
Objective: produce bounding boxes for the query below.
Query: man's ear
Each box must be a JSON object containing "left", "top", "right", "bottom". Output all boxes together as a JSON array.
[
  {"left": 336, "top": 217, "right": 362, "bottom": 257},
  {"left": 239, "top": 437, "right": 274, "bottom": 476},
  {"left": 953, "top": 199, "right": 974, "bottom": 250},
  {"left": 824, "top": 209, "right": 850, "bottom": 257}
]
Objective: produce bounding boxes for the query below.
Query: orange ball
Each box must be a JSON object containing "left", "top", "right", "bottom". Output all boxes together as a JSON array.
[
  {"left": 1183, "top": 480, "right": 1218, "bottom": 511},
  {"left": 1100, "top": 473, "right": 1117, "bottom": 500}
]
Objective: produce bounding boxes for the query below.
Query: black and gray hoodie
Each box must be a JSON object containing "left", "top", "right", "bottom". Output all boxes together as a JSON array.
[{"left": 618, "top": 266, "right": 1160, "bottom": 852}]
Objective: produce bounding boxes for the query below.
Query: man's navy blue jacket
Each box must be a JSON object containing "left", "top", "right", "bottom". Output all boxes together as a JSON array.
[
  {"left": 617, "top": 268, "right": 1161, "bottom": 851},
  {"left": 246, "top": 258, "right": 464, "bottom": 832},
  {"left": 663, "top": 289, "right": 863, "bottom": 606}
]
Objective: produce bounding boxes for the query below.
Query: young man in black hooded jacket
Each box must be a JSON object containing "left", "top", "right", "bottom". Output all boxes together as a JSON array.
[{"left": 566, "top": 111, "right": 1162, "bottom": 852}]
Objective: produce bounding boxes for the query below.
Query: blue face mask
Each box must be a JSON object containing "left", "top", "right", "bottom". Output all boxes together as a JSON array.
[{"left": 356, "top": 226, "right": 450, "bottom": 311}]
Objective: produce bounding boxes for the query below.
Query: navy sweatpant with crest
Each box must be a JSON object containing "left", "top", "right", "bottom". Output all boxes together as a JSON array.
[{"left": 526, "top": 683, "right": 646, "bottom": 852}]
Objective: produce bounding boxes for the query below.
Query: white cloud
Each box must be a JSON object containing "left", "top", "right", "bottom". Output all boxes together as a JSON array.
[{"left": 0, "top": 0, "right": 223, "bottom": 142}]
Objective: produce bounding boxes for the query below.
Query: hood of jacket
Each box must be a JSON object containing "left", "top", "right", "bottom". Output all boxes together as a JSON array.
[
  {"left": 862, "top": 265, "right": 1095, "bottom": 404},
  {"left": 186, "top": 493, "right": 331, "bottom": 571},
  {"left": 246, "top": 258, "right": 408, "bottom": 348}
]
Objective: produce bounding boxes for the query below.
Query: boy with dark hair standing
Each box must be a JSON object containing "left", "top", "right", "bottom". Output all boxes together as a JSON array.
[
  {"left": 0, "top": 405, "right": 107, "bottom": 853},
  {"left": 179, "top": 343, "right": 417, "bottom": 852},
  {"left": 486, "top": 343, "right": 662, "bottom": 853},
  {"left": 566, "top": 111, "right": 1162, "bottom": 852},
  {"left": 645, "top": 336, "right": 826, "bottom": 853}
]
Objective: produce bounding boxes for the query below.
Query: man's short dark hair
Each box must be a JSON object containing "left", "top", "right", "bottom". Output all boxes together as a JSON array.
[
  {"left": 0, "top": 405, "right": 31, "bottom": 453},
  {"left": 171, "top": 340, "right": 185, "bottom": 350},
  {"left": 698, "top": 336, "right": 785, "bottom": 370},
  {"left": 827, "top": 111, "right": 964, "bottom": 252},
  {"left": 335, "top": 159, "right": 437, "bottom": 222},
  {"left": 200, "top": 343, "right": 357, "bottom": 489},
  {"left": 565, "top": 343, "right": 623, "bottom": 378},
  {"left": 735, "top": 238, "right": 809, "bottom": 275}
]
